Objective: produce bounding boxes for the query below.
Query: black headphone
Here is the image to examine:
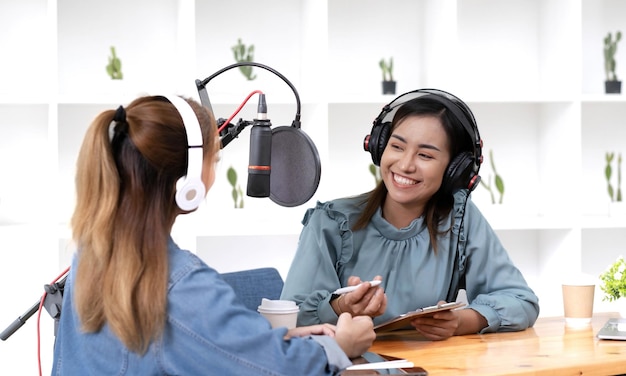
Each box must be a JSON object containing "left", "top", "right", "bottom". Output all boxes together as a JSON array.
[
  {"left": 162, "top": 95, "right": 206, "bottom": 211},
  {"left": 363, "top": 88, "right": 483, "bottom": 194}
]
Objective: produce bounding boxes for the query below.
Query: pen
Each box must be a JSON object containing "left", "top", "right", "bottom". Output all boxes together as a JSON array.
[{"left": 332, "top": 280, "right": 382, "bottom": 295}]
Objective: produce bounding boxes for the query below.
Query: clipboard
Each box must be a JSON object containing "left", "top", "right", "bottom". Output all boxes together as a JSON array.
[{"left": 374, "top": 301, "right": 466, "bottom": 333}]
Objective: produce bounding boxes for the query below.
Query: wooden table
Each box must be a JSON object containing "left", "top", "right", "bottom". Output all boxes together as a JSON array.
[{"left": 364, "top": 313, "right": 626, "bottom": 375}]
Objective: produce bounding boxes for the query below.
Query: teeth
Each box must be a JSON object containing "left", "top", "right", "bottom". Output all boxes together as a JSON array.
[{"left": 393, "top": 173, "right": 417, "bottom": 185}]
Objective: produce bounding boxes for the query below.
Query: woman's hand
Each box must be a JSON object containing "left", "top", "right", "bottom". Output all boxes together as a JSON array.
[
  {"left": 331, "top": 276, "right": 387, "bottom": 318},
  {"left": 410, "top": 301, "right": 487, "bottom": 340},
  {"left": 334, "top": 313, "right": 376, "bottom": 358},
  {"left": 410, "top": 304, "right": 460, "bottom": 341},
  {"left": 284, "top": 324, "right": 337, "bottom": 339}
]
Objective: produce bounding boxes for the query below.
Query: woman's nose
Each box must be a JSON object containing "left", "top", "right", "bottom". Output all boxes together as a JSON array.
[{"left": 398, "top": 152, "right": 416, "bottom": 172}]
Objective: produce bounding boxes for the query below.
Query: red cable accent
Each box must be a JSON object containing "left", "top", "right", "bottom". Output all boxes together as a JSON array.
[
  {"left": 218, "top": 90, "right": 264, "bottom": 133},
  {"left": 36, "top": 293, "right": 45, "bottom": 376},
  {"left": 37, "top": 266, "right": 70, "bottom": 376},
  {"left": 248, "top": 165, "right": 271, "bottom": 171}
]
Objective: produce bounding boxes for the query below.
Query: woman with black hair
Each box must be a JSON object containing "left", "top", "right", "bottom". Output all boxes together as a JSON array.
[{"left": 281, "top": 89, "right": 539, "bottom": 341}]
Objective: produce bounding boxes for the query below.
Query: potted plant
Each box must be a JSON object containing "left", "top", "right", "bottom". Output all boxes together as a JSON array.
[
  {"left": 605, "top": 151, "right": 622, "bottom": 202},
  {"left": 106, "top": 46, "right": 123, "bottom": 80},
  {"left": 599, "top": 256, "right": 626, "bottom": 317},
  {"left": 379, "top": 57, "right": 396, "bottom": 95},
  {"left": 479, "top": 149, "right": 505, "bottom": 204},
  {"left": 604, "top": 31, "right": 622, "bottom": 94},
  {"left": 605, "top": 151, "right": 625, "bottom": 216},
  {"left": 232, "top": 38, "right": 257, "bottom": 81},
  {"left": 227, "top": 166, "right": 244, "bottom": 208},
  {"left": 369, "top": 163, "right": 381, "bottom": 186}
]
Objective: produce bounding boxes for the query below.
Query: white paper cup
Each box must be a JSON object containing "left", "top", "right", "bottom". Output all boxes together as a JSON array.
[{"left": 257, "top": 298, "right": 299, "bottom": 329}]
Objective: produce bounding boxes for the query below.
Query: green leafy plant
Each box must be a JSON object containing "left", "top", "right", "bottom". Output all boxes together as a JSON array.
[
  {"left": 379, "top": 57, "right": 394, "bottom": 82},
  {"left": 479, "top": 149, "right": 505, "bottom": 204},
  {"left": 227, "top": 166, "right": 244, "bottom": 208},
  {"left": 232, "top": 38, "right": 256, "bottom": 80},
  {"left": 604, "top": 31, "right": 622, "bottom": 82},
  {"left": 600, "top": 255, "right": 626, "bottom": 302},
  {"left": 106, "top": 46, "right": 123, "bottom": 80},
  {"left": 605, "top": 151, "right": 622, "bottom": 202},
  {"left": 369, "top": 163, "right": 381, "bottom": 186}
]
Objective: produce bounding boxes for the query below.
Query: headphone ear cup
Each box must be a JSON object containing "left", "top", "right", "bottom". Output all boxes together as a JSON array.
[
  {"left": 367, "top": 121, "right": 391, "bottom": 166},
  {"left": 175, "top": 176, "right": 206, "bottom": 211},
  {"left": 442, "top": 152, "right": 475, "bottom": 195}
]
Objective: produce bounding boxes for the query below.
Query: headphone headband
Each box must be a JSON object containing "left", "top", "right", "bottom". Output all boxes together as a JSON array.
[
  {"left": 161, "top": 95, "right": 206, "bottom": 211},
  {"left": 375, "top": 89, "right": 481, "bottom": 172},
  {"left": 364, "top": 88, "right": 483, "bottom": 192}
]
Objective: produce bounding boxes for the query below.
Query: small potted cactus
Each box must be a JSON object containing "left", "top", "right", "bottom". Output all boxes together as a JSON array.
[
  {"left": 480, "top": 149, "right": 505, "bottom": 204},
  {"left": 379, "top": 57, "right": 396, "bottom": 95},
  {"left": 606, "top": 151, "right": 626, "bottom": 216},
  {"left": 604, "top": 31, "right": 622, "bottom": 94},
  {"left": 232, "top": 38, "right": 257, "bottom": 81},
  {"left": 106, "top": 46, "right": 123, "bottom": 80},
  {"left": 368, "top": 163, "right": 381, "bottom": 186},
  {"left": 227, "top": 166, "right": 244, "bottom": 209},
  {"left": 605, "top": 151, "right": 622, "bottom": 202}
]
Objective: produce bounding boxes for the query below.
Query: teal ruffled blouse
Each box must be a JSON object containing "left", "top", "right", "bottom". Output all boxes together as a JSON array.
[{"left": 281, "top": 190, "right": 539, "bottom": 333}]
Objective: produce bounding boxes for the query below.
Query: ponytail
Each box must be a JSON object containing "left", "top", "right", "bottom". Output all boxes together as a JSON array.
[{"left": 72, "top": 109, "right": 122, "bottom": 333}]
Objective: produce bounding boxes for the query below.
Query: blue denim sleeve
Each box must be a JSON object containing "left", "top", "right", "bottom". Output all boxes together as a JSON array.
[
  {"left": 310, "top": 335, "right": 353, "bottom": 372},
  {"left": 163, "top": 249, "right": 347, "bottom": 375}
]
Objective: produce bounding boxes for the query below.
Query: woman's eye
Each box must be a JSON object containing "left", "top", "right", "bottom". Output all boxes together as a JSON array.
[{"left": 418, "top": 153, "right": 433, "bottom": 160}]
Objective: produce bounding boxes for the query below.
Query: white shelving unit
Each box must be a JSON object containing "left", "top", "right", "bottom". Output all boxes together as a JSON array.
[{"left": 2, "top": 0, "right": 626, "bottom": 373}]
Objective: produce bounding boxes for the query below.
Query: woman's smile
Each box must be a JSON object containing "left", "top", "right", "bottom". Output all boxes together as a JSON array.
[{"left": 392, "top": 172, "right": 418, "bottom": 186}]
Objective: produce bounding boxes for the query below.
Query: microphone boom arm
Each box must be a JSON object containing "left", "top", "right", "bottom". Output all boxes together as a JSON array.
[
  {"left": 1, "top": 275, "right": 67, "bottom": 341},
  {"left": 218, "top": 118, "right": 253, "bottom": 149},
  {"left": 196, "top": 62, "right": 302, "bottom": 129}
]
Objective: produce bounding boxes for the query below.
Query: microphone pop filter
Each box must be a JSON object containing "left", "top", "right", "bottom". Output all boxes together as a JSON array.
[{"left": 270, "top": 126, "right": 321, "bottom": 207}]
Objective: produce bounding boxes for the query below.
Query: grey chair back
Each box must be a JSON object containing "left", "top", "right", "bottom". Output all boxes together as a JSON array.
[{"left": 220, "top": 267, "right": 284, "bottom": 311}]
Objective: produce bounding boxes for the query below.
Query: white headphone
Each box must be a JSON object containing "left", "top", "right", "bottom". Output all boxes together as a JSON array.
[{"left": 162, "top": 95, "right": 206, "bottom": 211}]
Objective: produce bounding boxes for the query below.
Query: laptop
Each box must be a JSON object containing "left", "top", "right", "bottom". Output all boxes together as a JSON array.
[{"left": 597, "top": 318, "right": 626, "bottom": 340}]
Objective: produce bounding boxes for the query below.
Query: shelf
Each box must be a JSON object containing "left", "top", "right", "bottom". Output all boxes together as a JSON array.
[
  {"left": 582, "top": 215, "right": 626, "bottom": 229},
  {"left": 581, "top": 94, "right": 626, "bottom": 103}
]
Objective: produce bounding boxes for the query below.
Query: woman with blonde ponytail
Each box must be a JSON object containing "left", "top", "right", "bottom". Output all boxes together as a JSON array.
[{"left": 51, "top": 95, "right": 375, "bottom": 375}]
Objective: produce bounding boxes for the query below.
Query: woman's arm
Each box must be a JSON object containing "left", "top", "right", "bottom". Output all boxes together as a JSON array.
[{"left": 462, "top": 201, "right": 540, "bottom": 333}]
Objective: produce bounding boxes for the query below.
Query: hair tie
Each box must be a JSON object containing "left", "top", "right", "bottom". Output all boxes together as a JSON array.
[
  {"left": 113, "top": 105, "right": 126, "bottom": 123},
  {"left": 109, "top": 105, "right": 128, "bottom": 142}
]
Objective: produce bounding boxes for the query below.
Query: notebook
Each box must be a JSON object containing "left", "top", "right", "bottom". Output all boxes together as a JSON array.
[{"left": 596, "top": 318, "right": 626, "bottom": 340}]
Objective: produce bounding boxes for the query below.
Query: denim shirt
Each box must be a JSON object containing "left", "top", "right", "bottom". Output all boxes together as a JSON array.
[{"left": 51, "top": 238, "right": 351, "bottom": 375}]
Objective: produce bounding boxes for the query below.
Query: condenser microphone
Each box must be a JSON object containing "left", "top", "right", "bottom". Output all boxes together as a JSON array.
[
  {"left": 247, "top": 94, "right": 272, "bottom": 197},
  {"left": 196, "top": 62, "right": 322, "bottom": 207}
]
